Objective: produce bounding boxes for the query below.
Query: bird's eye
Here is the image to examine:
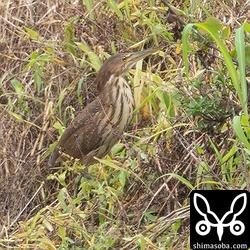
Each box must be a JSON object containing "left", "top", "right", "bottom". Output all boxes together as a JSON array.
[{"left": 122, "top": 55, "right": 130, "bottom": 62}]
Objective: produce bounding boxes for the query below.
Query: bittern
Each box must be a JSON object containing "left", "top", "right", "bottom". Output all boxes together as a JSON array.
[{"left": 49, "top": 47, "right": 160, "bottom": 166}]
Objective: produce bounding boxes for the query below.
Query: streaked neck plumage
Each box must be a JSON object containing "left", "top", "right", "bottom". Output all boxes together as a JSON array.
[{"left": 98, "top": 74, "right": 134, "bottom": 134}]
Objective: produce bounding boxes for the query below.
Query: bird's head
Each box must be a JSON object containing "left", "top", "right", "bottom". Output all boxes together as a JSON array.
[{"left": 96, "top": 47, "right": 161, "bottom": 92}]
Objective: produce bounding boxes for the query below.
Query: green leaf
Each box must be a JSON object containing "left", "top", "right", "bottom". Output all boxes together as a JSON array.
[
  {"left": 34, "top": 68, "right": 43, "bottom": 92},
  {"left": 137, "top": 235, "right": 146, "bottom": 250},
  {"left": 233, "top": 116, "right": 250, "bottom": 150},
  {"left": 53, "top": 121, "right": 65, "bottom": 135},
  {"left": 64, "top": 23, "right": 76, "bottom": 55},
  {"left": 24, "top": 27, "right": 42, "bottom": 41},
  {"left": 58, "top": 88, "right": 68, "bottom": 118},
  {"left": 144, "top": 210, "right": 156, "bottom": 221},
  {"left": 11, "top": 79, "right": 22, "bottom": 94},
  {"left": 57, "top": 188, "right": 68, "bottom": 210},
  {"left": 75, "top": 42, "right": 87, "bottom": 52},
  {"left": 107, "top": 0, "right": 124, "bottom": 19},
  {"left": 58, "top": 226, "right": 66, "bottom": 239},
  {"left": 235, "top": 25, "right": 247, "bottom": 116},
  {"left": 221, "top": 27, "right": 231, "bottom": 39},
  {"left": 119, "top": 170, "right": 126, "bottom": 187},
  {"left": 182, "top": 23, "right": 195, "bottom": 80},
  {"left": 83, "top": 0, "right": 94, "bottom": 20},
  {"left": 243, "top": 23, "right": 250, "bottom": 32},
  {"left": 132, "top": 87, "right": 160, "bottom": 113},
  {"left": 244, "top": 47, "right": 250, "bottom": 68},
  {"left": 75, "top": 42, "right": 102, "bottom": 71},
  {"left": 39, "top": 53, "right": 53, "bottom": 62},
  {"left": 172, "top": 219, "right": 181, "bottom": 232},
  {"left": 88, "top": 51, "right": 102, "bottom": 71},
  {"left": 30, "top": 51, "right": 38, "bottom": 60},
  {"left": 8, "top": 111, "right": 24, "bottom": 122},
  {"left": 97, "top": 158, "right": 149, "bottom": 190},
  {"left": 203, "top": 17, "right": 223, "bottom": 32},
  {"left": 111, "top": 143, "right": 125, "bottom": 154},
  {"left": 58, "top": 171, "right": 67, "bottom": 187},
  {"left": 157, "top": 173, "right": 194, "bottom": 189},
  {"left": 77, "top": 77, "right": 85, "bottom": 104}
]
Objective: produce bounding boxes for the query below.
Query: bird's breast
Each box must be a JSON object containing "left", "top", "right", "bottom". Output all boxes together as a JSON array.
[
  {"left": 99, "top": 75, "right": 134, "bottom": 135},
  {"left": 115, "top": 77, "right": 134, "bottom": 132}
]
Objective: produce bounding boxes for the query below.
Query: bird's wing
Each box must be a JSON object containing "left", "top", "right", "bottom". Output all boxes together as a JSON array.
[{"left": 49, "top": 98, "right": 105, "bottom": 165}]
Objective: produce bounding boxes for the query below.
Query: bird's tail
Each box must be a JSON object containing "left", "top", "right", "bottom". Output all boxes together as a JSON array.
[{"left": 48, "top": 148, "right": 60, "bottom": 166}]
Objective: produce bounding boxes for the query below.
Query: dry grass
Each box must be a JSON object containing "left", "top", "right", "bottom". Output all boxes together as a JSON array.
[{"left": 0, "top": 0, "right": 250, "bottom": 249}]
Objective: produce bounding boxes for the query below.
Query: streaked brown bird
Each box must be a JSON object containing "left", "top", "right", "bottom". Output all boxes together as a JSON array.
[{"left": 49, "top": 47, "right": 160, "bottom": 166}]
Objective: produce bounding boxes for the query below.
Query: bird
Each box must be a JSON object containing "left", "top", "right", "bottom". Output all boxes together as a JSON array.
[{"left": 48, "top": 47, "right": 160, "bottom": 166}]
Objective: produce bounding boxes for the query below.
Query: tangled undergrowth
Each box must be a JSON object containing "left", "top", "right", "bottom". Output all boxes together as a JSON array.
[{"left": 0, "top": 0, "right": 250, "bottom": 249}]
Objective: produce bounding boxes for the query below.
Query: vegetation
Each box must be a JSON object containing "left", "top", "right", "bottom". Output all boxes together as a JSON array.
[{"left": 0, "top": 0, "right": 249, "bottom": 249}]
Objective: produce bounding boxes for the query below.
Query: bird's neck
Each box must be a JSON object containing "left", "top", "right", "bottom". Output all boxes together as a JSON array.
[
  {"left": 98, "top": 75, "right": 133, "bottom": 104},
  {"left": 97, "top": 74, "right": 135, "bottom": 135}
]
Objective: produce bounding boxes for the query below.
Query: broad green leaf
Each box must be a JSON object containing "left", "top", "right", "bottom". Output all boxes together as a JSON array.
[
  {"left": 119, "top": 170, "right": 126, "bottom": 187},
  {"left": 243, "top": 23, "right": 250, "bottom": 32},
  {"left": 221, "top": 27, "right": 231, "bottom": 39},
  {"left": 233, "top": 116, "right": 250, "bottom": 150},
  {"left": 24, "top": 27, "right": 42, "bottom": 41},
  {"left": 88, "top": 51, "right": 102, "bottom": 71},
  {"left": 11, "top": 79, "right": 22, "bottom": 93},
  {"left": 75, "top": 42, "right": 102, "bottom": 71},
  {"left": 203, "top": 17, "right": 223, "bottom": 32}
]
